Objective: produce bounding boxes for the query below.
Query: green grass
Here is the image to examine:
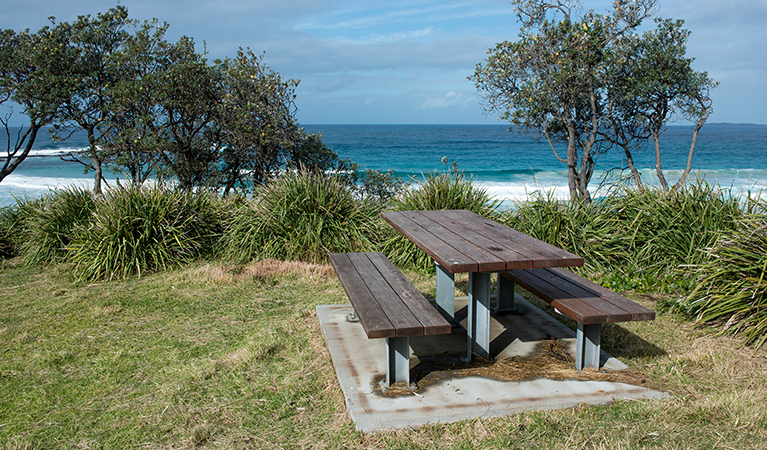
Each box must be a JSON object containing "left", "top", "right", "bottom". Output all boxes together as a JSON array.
[{"left": 2, "top": 259, "right": 766, "bottom": 449}]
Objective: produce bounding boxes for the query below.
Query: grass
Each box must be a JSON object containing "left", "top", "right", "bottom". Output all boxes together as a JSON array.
[{"left": 2, "top": 259, "right": 766, "bottom": 449}]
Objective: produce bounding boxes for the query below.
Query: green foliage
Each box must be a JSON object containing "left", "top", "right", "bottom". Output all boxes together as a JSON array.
[
  {"left": 382, "top": 163, "right": 500, "bottom": 271},
  {"left": 675, "top": 199, "right": 767, "bottom": 348},
  {"left": 471, "top": 0, "right": 715, "bottom": 201},
  {"left": 0, "top": 197, "right": 44, "bottom": 257},
  {"left": 21, "top": 187, "right": 96, "bottom": 265},
  {"left": 355, "top": 168, "right": 406, "bottom": 206},
  {"left": 217, "top": 49, "right": 301, "bottom": 192},
  {"left": 0, "top": 23, "right": 75, "bottom": 182},
  {"left": 224, "top": 171, "right": 381, "bottom": 264},
  {"left": 502, "top": 183, "right": 744, "bottom": 293},
  {"left": 68, "top": 185, "right": 229, "bottom": 280}
]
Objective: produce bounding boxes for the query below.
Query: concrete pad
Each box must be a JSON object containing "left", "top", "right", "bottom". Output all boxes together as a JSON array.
[{"left": 317, "top": 295, "right": 669, "bottom": 433}]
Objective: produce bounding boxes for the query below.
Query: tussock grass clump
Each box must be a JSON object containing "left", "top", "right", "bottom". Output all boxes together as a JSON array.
[
  {"left": 0, "top": 196, "right": 49, "bottom": 258},
  {"left": 680, "top": 206, "right": 767, "bottom": 348},
  {"left": 383, "top": 167, "right": 500, "bottom": 271},
  {"left": 224, "top": 171, "right": 381, "bottom": 264},
  {"left": 21, "top": 187, "right": 96, "bottom": 265},
  {"left": 502, "top": 183, "right": 745, "bottom": 293},
  {"left": 68, "top": 185, "right": 229, "bottom": 280}
]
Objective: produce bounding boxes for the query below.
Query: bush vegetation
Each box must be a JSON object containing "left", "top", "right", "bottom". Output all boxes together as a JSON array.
[
  {"left": 21, "top": 186, "right": 97, "bottom": 265},
  {"left": 1, "top": 175, "right": 766, "bottom": 348},
  {"left": 503, "top": 183, "right": 745, "bottom": 293},
  {"left": 224, "top": 170, "right": 381, "bottom": 264}
]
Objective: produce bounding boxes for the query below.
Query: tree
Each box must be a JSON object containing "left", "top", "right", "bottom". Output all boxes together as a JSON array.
[
  {"left": 100, "top": 18, "right": 170, "bottom": 187},
  {"left": 51, "top": 6, "right": 132, "bottom": 195},
  {"left": 153, "top": 36, "right": 222, "bottom": 191},
  {"left": 471, "top": 0, "right": 658, "bottom": 203},
  {"left": 0, "top": 26, "right": 75, "bottom": 184},
  {"left": 216, "top": 50, "right": 302, "bottom": 195},
  {"left": 607, "top": 18, "right": 717, "bottom": 192}
]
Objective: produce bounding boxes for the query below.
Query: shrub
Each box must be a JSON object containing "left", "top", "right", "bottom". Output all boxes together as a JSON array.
[
  {"left": 224, "top": 171, "right": 381, "bottom": 264},
  {"left": 0, "top": 196, "right": 54, "bottom": 258},
  {"left": 68, "top": 185, "right": 229, "bottom": 281},
  {"left": 677, "top": 200, "right": 767, "bottom": 348},
  {"left": 381, "top": 164, "right": 500, "bottom": 271},
  {"left": 21, "top": 187, "right": 96, "bottom": 265},
  {"left": 500, "top": 183, "right": 745, "bottom": 293}
]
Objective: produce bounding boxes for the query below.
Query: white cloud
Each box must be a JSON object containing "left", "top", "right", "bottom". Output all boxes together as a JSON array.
[{"left": 421, "top": 91, "right": 472, "bottom": 109}]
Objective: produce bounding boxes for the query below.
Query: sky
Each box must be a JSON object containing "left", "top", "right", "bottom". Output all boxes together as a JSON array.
[{"left": 2, "top": 0, "right": 766, "bottom": 125}]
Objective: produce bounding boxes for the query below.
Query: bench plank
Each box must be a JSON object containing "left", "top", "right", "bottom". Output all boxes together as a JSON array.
[
  {"left": 506, "top": 268, "right": 608, "bottom": 324},
  {"left": 528, "top": 268, "right": 634, "bottom": 322},
  {"left": 329, "top": 253, "right": 395, "bottom": 338},
  {"left": 502, "top": 268, "right": 655, "bottom": 324},
  {"left": 346, "top": 253, "right": 423, "bottom": 337},
  {"left": 366, "top": 252, "right": 452, "bottom": 336},
  {"left": 549, "top": 268, "right": 656, "bottom": 321}
]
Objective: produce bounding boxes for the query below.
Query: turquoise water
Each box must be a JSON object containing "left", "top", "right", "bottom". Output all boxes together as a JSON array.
[{"left": 2, "top": 124, "right": 766, "bottom": 207}]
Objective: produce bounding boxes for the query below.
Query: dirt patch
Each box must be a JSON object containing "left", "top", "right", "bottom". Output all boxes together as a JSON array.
[{"left": 377, "top": 339, "right": 655, "bottom": 397}]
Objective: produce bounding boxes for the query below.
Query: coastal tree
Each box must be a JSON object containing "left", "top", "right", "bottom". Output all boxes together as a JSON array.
[
  {"left": 153, "top": 36, "right": 222, "bottom": 191},
  {"left": 471, "top": 0, "right": 659, "bottom": 203},
  {"left": 216, "top": 49, "right": 302, "bottom": 195},
  {"left": 99, "top": 18, "right": 170, "bottom": 187},
  {"left": 51, "top": 6, "right": 132, "bottom": 195},
  {"left": 0, "top": 26, "right": 75, "bottom": 184},
  {"left": 606, "top": 18, "right": 717, "bottom": 192}
]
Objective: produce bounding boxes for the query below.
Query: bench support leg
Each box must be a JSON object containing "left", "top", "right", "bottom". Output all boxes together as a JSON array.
[
  {"left": 576, "top": 323, "right": 601, "bottom": 370},
  {"left": 385, "top": 336, "right": 410, "bottom": 387},
  {"left": 496, "top": 274, "right": 525, "bottom": 314},
  {"left": 466, "top": 272, "right": 492, "bottom": 362},
  {"left": 435, "top": 262, "right": 456, "bottom": 324}
]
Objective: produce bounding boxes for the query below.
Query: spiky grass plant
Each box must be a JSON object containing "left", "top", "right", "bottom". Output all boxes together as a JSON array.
[
  {"left": 0, "top": 196, "right": 47, "bottom": 258},
  {"left": 21, "top": 187, "right": 96, "bottom": 265},
  {"left": 381, "top": 167, "right": 500, "bottom": 271},
  {"left": 68, "top": 185, "right": 229, "bottom": 281},
  {"left": 500, "top": 183, "right": 745, "bottom": 293},
  {"left": 680, "top": 208, "right": 767, "bottom": 348},
  {"left": 224, "top": 171, "right": 381, "bottom": 264}
]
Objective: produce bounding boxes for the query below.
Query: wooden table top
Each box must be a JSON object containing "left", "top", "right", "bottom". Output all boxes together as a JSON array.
[{"left": 381, "top": 209, "right": 584, "bottom": 274}]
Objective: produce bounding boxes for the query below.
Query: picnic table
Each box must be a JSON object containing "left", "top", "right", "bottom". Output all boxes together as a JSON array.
[{"left": 381, "top": 209, "right": 585, "bottom": 362}]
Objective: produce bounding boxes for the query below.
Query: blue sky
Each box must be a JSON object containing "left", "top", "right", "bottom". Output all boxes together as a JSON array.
[{"left": 2, "top": 0, "right": 766, "bottom": 125}]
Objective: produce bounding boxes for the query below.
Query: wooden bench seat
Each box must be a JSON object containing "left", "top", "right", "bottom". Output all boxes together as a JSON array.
[
  {"left": 501, "top": 267, "right": 655, "bottom": 370},
  {"left": 329, "top": 252, "right": 451, "bottom": 387}
]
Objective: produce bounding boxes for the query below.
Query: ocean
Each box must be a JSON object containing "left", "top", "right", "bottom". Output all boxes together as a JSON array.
[{"left": 2, "top": 124, "right": 766, "bottom": 208}]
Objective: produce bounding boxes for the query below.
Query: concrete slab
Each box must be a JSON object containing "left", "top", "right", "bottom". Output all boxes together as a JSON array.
[{"left": 317, "top": 295, "right": 668, "bottom": 433}]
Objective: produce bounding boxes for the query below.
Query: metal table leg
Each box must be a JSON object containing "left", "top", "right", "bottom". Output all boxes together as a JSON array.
[
  {"left": 465, "top": 271, "right": 492, "bottom": 362},
  {"left": 495, "top": 273, "right": 526, "bottom": 314},
  {"left": 575, "top": 323, "right": 601, "bottom": 370},
  {"left": 385, "top": 336, "right": 411, "bottom": 387},
  {"left": 435, "top": 262, "right": 456, "bottom": 324}
]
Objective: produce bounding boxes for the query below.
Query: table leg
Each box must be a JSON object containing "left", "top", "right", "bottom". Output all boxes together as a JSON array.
[
  {"left": 466, "top": 271, "right": 492, "bottom": 362},
  {"left": 386, "top": 336, "right": 411, "bottom": 387},
  {"left": 495, "top": 273, "right": 526, "bottom": 314},
  {"left": 435, "top": 262, "right": 456, "bottom": 324},
  {"left": 575, "top": 323, "right": 601, "bottom": 370}
]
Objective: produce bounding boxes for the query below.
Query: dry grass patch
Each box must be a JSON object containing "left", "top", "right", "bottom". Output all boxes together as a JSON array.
[{"left": 194, "top": 259, "right": 336, "bottom": 285}]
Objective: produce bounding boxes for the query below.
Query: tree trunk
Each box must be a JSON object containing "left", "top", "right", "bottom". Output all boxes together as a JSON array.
[
  {"left": 565, "top": 129, "right": 578, "bottom": 201},
  {"left": 652, "top": 130, "right": 669, "bottom": 192},
  {"left": 674, "top": 117, "right": 706, "bottom": 190},
  {"left": 0, "top": 124, "right": 41, "bottom": 183},
  {"left": 87, "top": 128, "right": 103, "bottom": 195},
  {"left": 621, "top": 145, "right": 644, "bottom": 190}
]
